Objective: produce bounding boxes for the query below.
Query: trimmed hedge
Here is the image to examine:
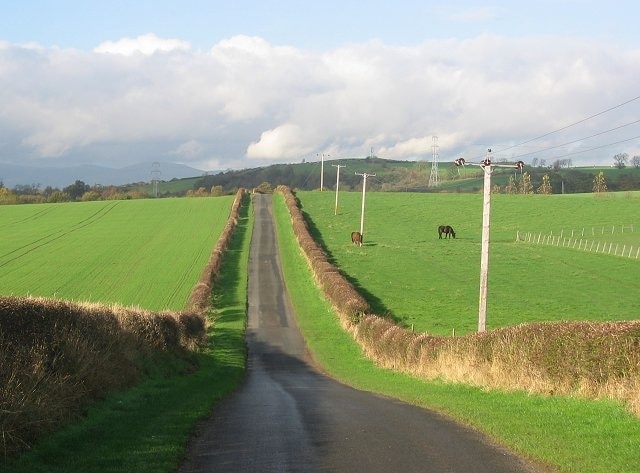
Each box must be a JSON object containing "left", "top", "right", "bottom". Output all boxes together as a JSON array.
[
  {"left": 277, "top": 185, "right": 640, "bottom": 417},
  {"left": 0, "top": 189, "right": 248, "bottom": 459}
]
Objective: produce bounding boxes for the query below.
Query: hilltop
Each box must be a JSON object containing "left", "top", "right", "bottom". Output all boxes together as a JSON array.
[{"left": 149, "top": 157, "right": 640, "bottom": 196}]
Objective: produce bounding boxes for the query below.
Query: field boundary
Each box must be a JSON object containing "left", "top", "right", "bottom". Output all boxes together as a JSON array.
[
  {"left": 0, "top": 189, "right": 248, "bottom": 460},
  {"left": 516, "top": 228, "right": 640, "bottom": 260},
  {"left": 186, "top": 189, "right": 247, "bottom": 312},
  {"left": 277, "top": 186, "right": 640, "bottom": 418}
]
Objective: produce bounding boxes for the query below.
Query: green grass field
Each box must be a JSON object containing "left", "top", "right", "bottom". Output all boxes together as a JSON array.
[
  {"left": 2, "top": 198, "right": 253, "bottom": 473},
  {"left": 0, "top": 197, "right": 235, "bottom": 310},
  {"left": 273, "top": 192, "right": 640, "bottom": 473},
  {"left": 296, "top": 191, "right": 640, "bottom": 335}
]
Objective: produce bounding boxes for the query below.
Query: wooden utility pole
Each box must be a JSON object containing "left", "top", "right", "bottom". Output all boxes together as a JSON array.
[
  {"left": 454, "top": 152, "right": 524, "bottom": 332},
  {"left": 317, "top": 153, "right": 329, "bottom": 191},
  {"left": 478, "top": 159, "right": 492, "bottom": 332},
  {"left": 355, "top": 172, "right": 375, "bottom": 236},
  {"left": 332, "top": 164, "right": 346, "bottom": 215}
]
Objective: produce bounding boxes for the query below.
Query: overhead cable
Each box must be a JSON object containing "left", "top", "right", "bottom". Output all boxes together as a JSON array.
[
  {"left": 512, "top": 118, "right": 640, "bottom": 159},
  {"left": 495, "top": 94, "right": 640, "bottom": 154}
]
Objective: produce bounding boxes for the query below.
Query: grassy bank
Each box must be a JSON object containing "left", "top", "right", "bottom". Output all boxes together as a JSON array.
[
  {"left": 272, "top": 192, "right": 640, "bottom": 473},
  {"left": 1, "top": 198, "right": 252, "bottom": 472}
]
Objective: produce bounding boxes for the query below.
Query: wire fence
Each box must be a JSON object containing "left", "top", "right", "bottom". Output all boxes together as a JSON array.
[
  {"left": 545, "top": 224, "right": 636, "bottom": 238},
  {"left": 516, "top": 225, "right": 639, "bottom": 260}
]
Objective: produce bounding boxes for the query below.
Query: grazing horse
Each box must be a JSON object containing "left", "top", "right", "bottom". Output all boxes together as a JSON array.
[
  {"left": 351, "top": 231, "right": 363, "bottom": 246},
  {"left": 438, "top": 225, "right": 456, "bottom": 239}
]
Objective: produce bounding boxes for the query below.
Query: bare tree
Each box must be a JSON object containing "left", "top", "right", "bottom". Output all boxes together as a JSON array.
[
  {"left": 632, "top": 155, "right": 640, "bottom": 168},
  {"left": 613, "top": 152, "right": 629, "bottom": 168}
]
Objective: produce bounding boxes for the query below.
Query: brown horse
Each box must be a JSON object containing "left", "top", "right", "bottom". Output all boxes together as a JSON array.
[
  {"left": 438, "top": 225, "right": 456, "bottom": 239},
  {"left": 351, "top": 231, "right": 363, "bottom": 246}
]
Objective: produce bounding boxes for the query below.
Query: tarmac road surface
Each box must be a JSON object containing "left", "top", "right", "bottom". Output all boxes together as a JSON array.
[{"left": 178, "top": 194, "right": 540, "bottom": 473}]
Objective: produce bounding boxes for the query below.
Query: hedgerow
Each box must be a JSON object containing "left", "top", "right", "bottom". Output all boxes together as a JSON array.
[
  {"left": 276, "top": 185, "right": 640, "bottom": 417},
  {"left": 0, "top": 189, "right": 247, "bottom": 459}
]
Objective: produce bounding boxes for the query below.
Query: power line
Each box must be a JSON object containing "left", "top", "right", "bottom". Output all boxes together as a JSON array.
[
  {"left": 511, "top": 118, "right": 640, "bottom": 159},
  {"left": 495, "top": 94, "right": 640, "bottom": 155},
  {"left": 546, "top": 134, "right": 640, "bottom": 160}
]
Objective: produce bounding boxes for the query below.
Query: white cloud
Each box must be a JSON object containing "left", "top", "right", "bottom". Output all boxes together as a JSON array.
[
  {"left": 173, "top": 140, "right": 205, "bottom": 158},
  {"left": 247, "top": 123, "right": 314, "bottom": 159},
  {"left": 0, "top": 34, "right": 638, "bottom": 171},
  {"left": 94, "top": 33, "right": 191, "bottom": 55}
]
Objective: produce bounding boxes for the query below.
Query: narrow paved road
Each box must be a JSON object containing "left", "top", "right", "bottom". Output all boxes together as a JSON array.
[{"left": 179, "top": 194, "right": 539, "bottom": 473}]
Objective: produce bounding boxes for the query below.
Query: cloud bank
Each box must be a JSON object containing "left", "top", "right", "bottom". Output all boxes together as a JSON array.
[{"left": 0, "top": 34, "right": 638, "bottom": 171}]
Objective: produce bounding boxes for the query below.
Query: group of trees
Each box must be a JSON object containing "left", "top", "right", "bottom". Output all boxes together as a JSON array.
[
  {"left": 612, "top": 153, "right": 640, "bottom": 169},
  {"left": 2, "top": 152, "right": 640, "bottom": 206},
  {"left": 0, "top": 180, "right": 148, "bottom": 205},
  {"left": 493, "top": 172, "right": 552, "bottom": 194},
  {"left": 492, "top": 170, "right": 623, "bottom": 195},
  {"left": 530, "top": 153, "right": 640, "bottom": 170}
]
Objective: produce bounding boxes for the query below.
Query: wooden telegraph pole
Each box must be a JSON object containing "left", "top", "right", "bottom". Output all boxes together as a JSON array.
[
  {"left": 332, "top": 164, "right": 346, "bottom": 215},
  {"left": 355, "top": 172, "right": 375, "bottom": 237},
  {"left": 477, "top": 154, "right": 492, "bottom": 332},
  {"left": 317, "top": 153, "right": 329, "bottom": 191},
  {"left": 455, "top": 151, "right": 524, "bottom": 332}
]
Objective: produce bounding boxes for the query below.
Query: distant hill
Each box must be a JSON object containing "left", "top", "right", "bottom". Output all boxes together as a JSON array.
[
  {"left": 0, "top": 162, "right": 208, "bottom": 189},
  {"left": 185, "top": 157, "right": 640, "bottom": 195},
  {"left": 193, "top": 157, "right": 425, "bottom": 192}
]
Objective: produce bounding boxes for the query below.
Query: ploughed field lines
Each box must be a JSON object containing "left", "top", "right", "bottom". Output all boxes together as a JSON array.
[
  {"left": 0, "top": 201, "right": 121, "bottom": 269},
  {"left": 0, "top": 197, "right": 235, "bottom": 310}
]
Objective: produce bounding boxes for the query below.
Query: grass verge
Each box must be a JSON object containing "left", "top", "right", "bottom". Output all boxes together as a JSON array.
[
  {"left": 1, "top": 199, "right": 252, "bottom": 473},
  {"left": 272, "top": 192, "right": 640, "bottom": 473}
]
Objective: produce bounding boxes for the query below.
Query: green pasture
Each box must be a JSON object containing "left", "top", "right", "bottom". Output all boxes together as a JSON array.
[
  {"left": 273, "top": 192, "right": 640, "bottom": 473},
  {"left": 3, "top": 197, "right": 252, "bottom": 473},
  {"left": 296, "top": 190, "right": 640, "bottom": 335},
  {"left": 0, "top": 197, "right": 235, "bottom": 310}
]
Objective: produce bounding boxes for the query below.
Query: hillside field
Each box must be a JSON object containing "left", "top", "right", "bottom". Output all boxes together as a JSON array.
[
  {"left": 0, "top": 197, "right": 235, "bottom": 310},
  {"left": 295, "top": 190, "right": 640, "bottom": 335}
]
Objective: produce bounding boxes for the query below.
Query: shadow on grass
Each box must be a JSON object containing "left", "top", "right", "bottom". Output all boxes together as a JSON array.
[
  {"left": 298, "top": 205, "right": 400, "bottom": 326},
  {"left": 340, "top": 270, "right": 400, "bottom": 325}
]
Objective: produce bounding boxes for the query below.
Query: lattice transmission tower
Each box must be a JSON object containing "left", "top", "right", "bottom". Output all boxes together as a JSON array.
[
  {"left": 428, "top": 135, "right": 439, "bottom": 188},
  {"left": 151, "top": 162, "right": 161, "bottom": 197}
]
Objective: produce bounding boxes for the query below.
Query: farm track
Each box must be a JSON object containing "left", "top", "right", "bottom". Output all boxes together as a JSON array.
[{"left": 0, "top": 202, "right": 120, "bottom": 269}]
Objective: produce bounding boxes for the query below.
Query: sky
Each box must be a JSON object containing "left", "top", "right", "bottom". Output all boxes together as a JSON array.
[{"left": 1, "top": 0, "right": 639, "bottom": 172}]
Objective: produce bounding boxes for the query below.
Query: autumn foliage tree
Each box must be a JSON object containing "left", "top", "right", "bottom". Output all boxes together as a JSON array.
[
  {"left": 518, "top": 172, "right": 534, "bottom": 194},
  {"left": 593, "top": 171, "right": 607, "bottom": 194},
  {"left": 504, "top": 175, "right": 517, "bottom": 194},
  {"left": 537, "top": 174, "right": 552, "bottom": 194}
]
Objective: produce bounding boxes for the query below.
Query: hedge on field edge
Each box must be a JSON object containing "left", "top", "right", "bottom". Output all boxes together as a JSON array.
[
  {"left": 276, "top": 185, "right": 640, "bottom": 417},
  {"left": 0, "top": 188, "right": 248, "bottom": 459}
]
